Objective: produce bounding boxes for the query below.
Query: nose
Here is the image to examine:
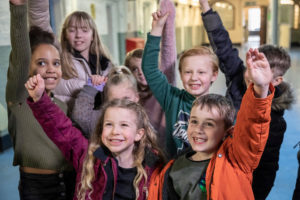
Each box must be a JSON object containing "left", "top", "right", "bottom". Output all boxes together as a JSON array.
[
  {"left": 191, "top": 72, "right": 198, "bottom": 81},
  {"left": 46, "top": 64, "right": 56, "bottom": 74},
  {"left": 75, "top": 28, "right": 82, "bottom": 38},
  {"left": 138, "top": 68, "right": 143, "bottom": 76},
  {"left": 111, "top": 125, "right": 121, "bottom": 135}
]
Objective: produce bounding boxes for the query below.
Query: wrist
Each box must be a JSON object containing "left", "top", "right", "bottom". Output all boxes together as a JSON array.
[
  {"left": 253, "top": 84, "right": 269, "bottom": 98},
  {"left": 151, "top": 28, "right": 163, "bottom": 36},
  {"left": 200, "top": 2, "right": 211, "bottom": 13}
]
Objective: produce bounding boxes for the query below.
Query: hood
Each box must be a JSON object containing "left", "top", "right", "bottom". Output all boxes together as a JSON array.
[{"left": 272, "top": 81, "right": 295, "bottom": 111}]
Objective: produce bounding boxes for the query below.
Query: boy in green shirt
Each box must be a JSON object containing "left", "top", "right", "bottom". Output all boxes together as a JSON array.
[{"left": 142, "top": 9, "right": 219, "bottom": 157}]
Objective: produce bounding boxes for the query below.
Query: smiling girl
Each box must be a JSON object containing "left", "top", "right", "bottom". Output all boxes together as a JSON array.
[
  {"left": 25, "top": 76, "right": 165, "bottom": 199},
  {"left": 6, "top": 0, "right": 75, "bottom": 199}
]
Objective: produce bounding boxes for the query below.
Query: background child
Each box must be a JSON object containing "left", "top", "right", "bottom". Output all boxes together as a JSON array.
[
  {"left": 6, "top": 0, "right": 75, "bottom": 199},
  {"left": 199, "top": 0, "right": 295, "bottom": 198},
  {"left": 148, "top": 48, "right": 275, "bottom": 200},
  {"left": 142, "top": 9, "right": 219, "bottom": 157},
  {"left": 25, "top": 75, "right": 165, "bottom": 199},
  {"left": 72, "top": 66, "right": 139, "bottom": 138},
  {"left": 28, "top": 0, "right": 113, "bottom": 113},
  {"left": 124, "top": 0, "right": 177, "bottom": 148}
]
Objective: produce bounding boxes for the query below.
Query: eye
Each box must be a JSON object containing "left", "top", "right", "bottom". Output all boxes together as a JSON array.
[
  {"left": 198, "top": 71, "right": 205, "bottom": 74},
  {"left": 121, "top": 123, "right": 129, "bottom": 127},
  {"left": 190, "top": 119, "right": 198, "bottom": 125},
  {"left": 185, "top": 71, "right": 192, "bottom": 74},
  {"left": 67, "top": 28, "right": 75, "bottom": 32},
  {"left": 53, "top": 60, "right": 61, "bottom": 67},
  {"left": 104, "top": 122, "right": 112, "bottom": 127},
  {"left": 203, "top": 122, "right": 214, "bottom": 127},
  {"left": 132, "top": 67, "right": 138, "bottom": 72},
  {"left": 82, "top": 27, "right": 89, "bottom": 32},
  {"left": 37, "top": 61, "right": 46, "bottom": 66}
]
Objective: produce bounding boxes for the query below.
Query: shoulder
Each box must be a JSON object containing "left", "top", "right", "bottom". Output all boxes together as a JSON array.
[{"left": 53, "top": 96, "right": 68, "bottom": 113}]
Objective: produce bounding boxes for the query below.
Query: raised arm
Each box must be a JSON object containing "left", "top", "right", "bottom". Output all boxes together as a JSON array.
[
  {"left": 159, "top": 0, "right": 176, "bottom": 85},
  {"left": 25, "top": 75, "right": 88, "bottom": 171},
  {"left": 6, "top": 0, "right": 31, "bottom": 104},
  {"left": 200, "top": 0, "right": 246, "bottom": 110},
  {"left": 230, "top": 49, "right": 274, "bottom": 172},
  {"left": 142, "top": 11, "right": 182, "bottom": 110},
  {"left": 28, "top": 0, "right": 53, "bottom": 33}
]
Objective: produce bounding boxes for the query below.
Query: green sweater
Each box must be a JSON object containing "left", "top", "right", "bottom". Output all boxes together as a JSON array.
[
  {"left": 6, "top": 3, "right": 70, "bottom": 171},
  {"left": 142, "top": 34, "right": 195, "bottom": 157}
]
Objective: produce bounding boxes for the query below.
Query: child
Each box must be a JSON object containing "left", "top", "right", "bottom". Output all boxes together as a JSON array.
[
  {"left": 148, "top": 48, "right": 275, "bottom": 200},
  {"left": 28, "top": 0, "right": 113, "bottom": 112},
  {"left": 142, "top": 10, "right": 219, "bottom": 157},
  {"left": 199, "top": 0, "right": 295, "bottom": 198},
  {"left": 124, "top": 0, "right": 176, "bottom": 147},
  {"left": 6, "top": 0, "right": 75, "bottom": 199},
  {"left": 25, "top": 75, "right": 165, "bottom": 199},
  {"left": 72, "top": 66, "right": 139, "bottom": 138}
]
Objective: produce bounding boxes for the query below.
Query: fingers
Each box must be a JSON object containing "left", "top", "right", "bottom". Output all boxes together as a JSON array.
[
  {"left": 90, "top": 75, "right": 106, "bottom": 86},
  {"left": 25, "top": 75, "right": 38, "bottom": 90}
]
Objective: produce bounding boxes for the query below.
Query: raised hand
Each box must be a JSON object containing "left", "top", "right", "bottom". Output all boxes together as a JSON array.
[
  {"left": 90, "top": 75, "right": 107, "bottom": 86},
  {"left": 25, "top": 74, "right": 45, "bottom": 102},
  {"left": 199, "top": 0, "right": 211, "bottom": 13},
  {"left": 10, "top": 0, "right": 26, "bottom": 5},
  {"left": 246, "top": 48, "right": 272, "bottom": 98},
  {"left": 150, "top": 11, "right": 169, "bottom": 36}
]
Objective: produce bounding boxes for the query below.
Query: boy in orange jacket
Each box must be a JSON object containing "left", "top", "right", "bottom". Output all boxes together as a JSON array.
[{"left": 148, "top": 48, "right": 274, "bottom": 199}]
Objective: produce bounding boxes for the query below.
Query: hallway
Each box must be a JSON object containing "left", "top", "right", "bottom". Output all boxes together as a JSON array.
[{"left": 0, "top": 38, "right": 300, "bottom": 199}]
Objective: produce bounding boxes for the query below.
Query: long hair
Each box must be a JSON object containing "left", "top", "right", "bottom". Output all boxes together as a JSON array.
[
  {"left": 77, "top": 99, "right": 165, "bottom": 200},
  {"left": 60, "top": 11, "right": 111, "bottom": 79}
]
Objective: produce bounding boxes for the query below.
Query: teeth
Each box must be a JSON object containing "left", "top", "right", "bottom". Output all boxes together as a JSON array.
[
  {"left": 194, "top": 138, "right": 204, "bottom": 142},
  {"left": 45, "top": 78, "right": 55, "bottom": 81}
]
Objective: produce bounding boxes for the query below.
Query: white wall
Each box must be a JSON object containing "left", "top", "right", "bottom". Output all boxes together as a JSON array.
[{"left": 0, "top": 1, "right": 10, "bottom": 46}]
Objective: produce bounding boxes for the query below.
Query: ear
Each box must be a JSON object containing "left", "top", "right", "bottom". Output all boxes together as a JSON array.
[
  {"left": 135, "top": 128, "right": 145, "bottom": 142},
  {"left": 271, "top": 76, "right": 283, "bottom": 86},
  {"left": 134, "top": 93, "right": 140, "bottom": 103},
  {"left": 223, "top": 126, "right": 234, "bottom": 141},
  {"left": 211, "top": 70, "right": 219, "bottom": 84}
]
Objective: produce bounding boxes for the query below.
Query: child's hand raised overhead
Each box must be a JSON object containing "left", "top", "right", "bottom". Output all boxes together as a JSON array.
[
  {"left": 25, "top": 74, "right": 45, "bottom": 102},
  {"left": 150, "top": 11, "right": 169, "bottom": 37},
  {"left": 246, "top": 48, "right": 272, "bottom": 98}
]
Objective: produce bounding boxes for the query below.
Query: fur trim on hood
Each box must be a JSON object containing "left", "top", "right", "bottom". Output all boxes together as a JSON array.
[{"left": 272, "top": 81, "right": 295, "bottom": 111}]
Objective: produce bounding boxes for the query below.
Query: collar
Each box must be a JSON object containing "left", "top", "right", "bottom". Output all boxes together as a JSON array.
[{"left": 93, "top": 146, "right": 112, "bottom": 162}]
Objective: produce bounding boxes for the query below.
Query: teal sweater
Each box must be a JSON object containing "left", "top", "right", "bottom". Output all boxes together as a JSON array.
[{"left": 142, "top": 34, "right": 195, "bottom": 157}]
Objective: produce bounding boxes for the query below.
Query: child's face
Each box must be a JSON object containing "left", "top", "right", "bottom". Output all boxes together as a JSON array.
[
  {"left": 180, "top": 55, "right": 218, "bottom": 97},
  {"left": 66, "top": 22, "right": 93, "bottom": 56},
  {"left": 187, "top": 105, "right": 226, "bottom": 161},
  {"left": 30, "top": 44, "right": 62, "bottom": 92},
  {"left": 108, "top": 83, "right": 139, "bottom": 102},
  {"left": 129, "top": 57, "right": 148, "bottom": 87},
  {"left": 101, "top": 107, "right": 144, "bottom": 159}
]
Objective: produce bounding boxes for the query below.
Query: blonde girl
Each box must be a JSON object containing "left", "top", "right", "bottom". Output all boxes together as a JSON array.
[
  {"left": 72, "top": 65, "right": 140, "bottom": 138},
  {"left": 25, "top": 75, "right": 165, "bottom": 200},
  {"left": 28, "top": 0, "right": 113, "bottom": 112}
]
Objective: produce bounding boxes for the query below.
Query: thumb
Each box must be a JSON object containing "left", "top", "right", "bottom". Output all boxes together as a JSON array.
[
  {"left": 36, "top": 74, "right": 45, "bottom": 89},
  {"left": 160, "top": 12, "right": 169, "bottom": 24}
]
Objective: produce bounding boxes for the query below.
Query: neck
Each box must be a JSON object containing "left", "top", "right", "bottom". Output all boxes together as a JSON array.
[
  {"left": 80, "top": 49, "right": 89, "bottom": 62},
  {"left": 115, "top": 153, "right": 135, "bottom": 168},
  {"left": 46, "top": 90, "right": 51, "bottom": 97}
]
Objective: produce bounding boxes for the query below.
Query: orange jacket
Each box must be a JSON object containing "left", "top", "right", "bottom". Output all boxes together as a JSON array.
[{"left": 148, "top": 84, "right": 274, "bottom": 200}]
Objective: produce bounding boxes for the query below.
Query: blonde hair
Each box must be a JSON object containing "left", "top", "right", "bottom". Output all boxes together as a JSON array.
[
  {"left": 104, "top": 66, "right": 138, "bottom": 101},
  {"left": 77, "top": 99, "right": 165, "bottom": 200},
  {"left": 60, "top": 11, "right": 111, "bottom": 79},
  {"left": 178, "top": 47, "right": 219, "bottom": 73}
]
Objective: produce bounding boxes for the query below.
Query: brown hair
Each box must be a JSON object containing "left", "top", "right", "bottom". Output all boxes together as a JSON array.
[
  {"left": 124, "top": 48, "right": 144, "bottom": 70},
  {"left": 77, "top": 99, "right": 165, "bottom": 200},
  {"left": 29, "top": 26, "right": 61, "bottom": 76},
  {"left": 192, "top": 93, "right": 235, "bottom": 130},
  {"left": 60, "top": 11, "right": 111, "bottom": 79},
  {"left": 178, "top": 47, "right": 219, "bottom": 73},
  {"left": 258, "top": 45, "right": 291, "bottom": 77}
]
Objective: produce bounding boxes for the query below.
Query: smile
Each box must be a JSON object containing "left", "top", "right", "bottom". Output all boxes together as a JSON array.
[
  {"left": 189, "top": 84, "right": 201, "bottom": 90},
  {"left": 193, "top": 137, "right": 206, "bottom": 144}
]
